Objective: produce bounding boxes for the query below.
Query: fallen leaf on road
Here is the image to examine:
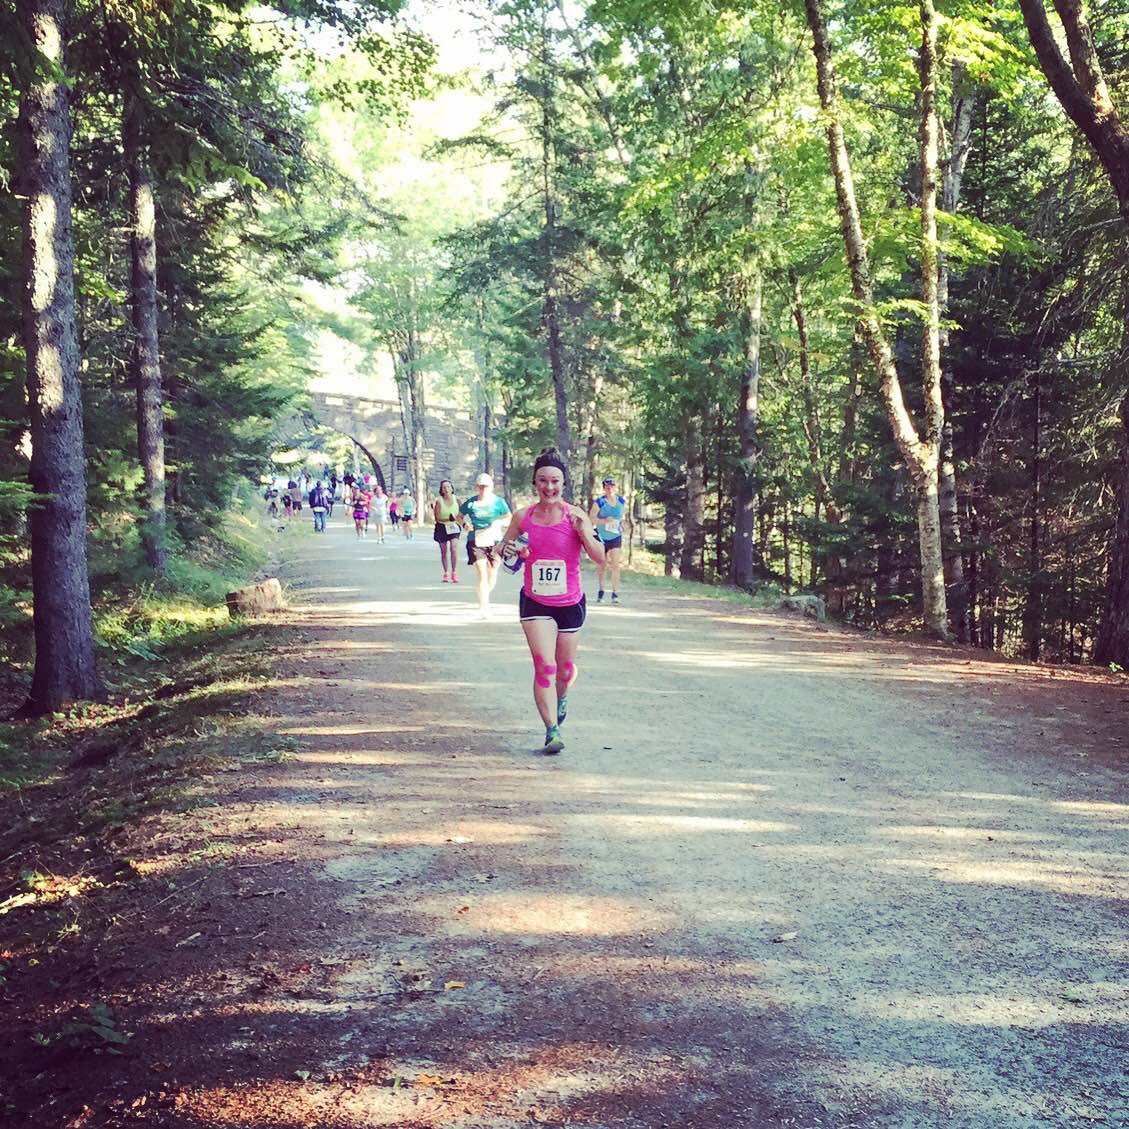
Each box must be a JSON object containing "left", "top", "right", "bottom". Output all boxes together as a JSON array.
[
  {"left": 771, "top": 931, "right": 798, "bottom": 943},
  {"left": 446, "top": 835, "right": 473, "bottom": 844},
  {"left": 444, "top": 980, "right": 466, "bottom": 990},
  {"left": 417, "top": 1073, "right": 443, "bottom": 1087}
]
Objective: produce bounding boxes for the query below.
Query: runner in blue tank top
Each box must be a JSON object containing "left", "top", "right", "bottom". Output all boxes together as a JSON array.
[{"left": 589, "top": 476, "right": 626, "bottom": 604}]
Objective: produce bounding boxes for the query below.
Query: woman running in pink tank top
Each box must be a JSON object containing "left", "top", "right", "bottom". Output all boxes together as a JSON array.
[{"left": 498, "top": 447, "right": 605, "bottom": 754}]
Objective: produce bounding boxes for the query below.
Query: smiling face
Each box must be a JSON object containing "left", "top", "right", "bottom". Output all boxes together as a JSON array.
[
  {"left": 603, "top": 480, "right": 616, "bottom": 498},
  {"left": 534, "top": 465, "right": 565, "bottom": 504}
]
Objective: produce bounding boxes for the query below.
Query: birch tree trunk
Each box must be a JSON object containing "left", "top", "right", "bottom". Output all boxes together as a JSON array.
[
  {"left": 582, "top": 367, "right": 604, "bottom": 505},
  {"left": 731, "top": 272, "right": 762, "bottom": 589},
  {"left": 123, "top": 95, "right": 167, "bottom": 574},
  {"left": 405, "top": 333, "right": 425, "bottom": 501},
  {"left": 937, "top": 64, "right": 976, "bottom": 640},
  {"left": 540, "top": 9, "right": 574, "bottom": 498},
  {"left": 680, "top": 430, "right": 706, "bottom": 581},
  {"left": 17, "top": 0, "right": 102, "bottom": 714},
  {"left": 803, "top": 0, "right": 950, "bottom": 637},
  {"left": 1018, "top": 0, "right": 1129, "bottom": 665}
]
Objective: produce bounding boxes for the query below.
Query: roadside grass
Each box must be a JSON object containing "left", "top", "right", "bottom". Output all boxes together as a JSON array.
[
  {"left": 0, "top": 505, "right": 300, "bottom": 965},
  {"left": 91, "top": 508, "right": 280, "bottom": 661},
  {"left": 621, "top": 544, "right": 788, "bottom": 609}
]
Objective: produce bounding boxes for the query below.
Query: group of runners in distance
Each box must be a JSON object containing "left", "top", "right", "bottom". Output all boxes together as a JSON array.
[{"left": 265, "top": 451, "right": 626, "bottom": 756}]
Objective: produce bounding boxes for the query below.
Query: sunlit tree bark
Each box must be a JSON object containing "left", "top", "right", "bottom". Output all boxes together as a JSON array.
[
  {"left": 803, "top": 0, "right": 950, "bottom": 638},
  {"left": 17, "top": 0, "right": 101, "bottom": 714}
]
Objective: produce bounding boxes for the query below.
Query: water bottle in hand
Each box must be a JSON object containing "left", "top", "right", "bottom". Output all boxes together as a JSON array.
[{"left": 502, "top": 533, "right": 529, "bottom": 574}]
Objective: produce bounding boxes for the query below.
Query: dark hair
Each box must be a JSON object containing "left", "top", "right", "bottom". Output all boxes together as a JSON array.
[{"left": 533, "top": 447, "right": 567, "bottom": 478}]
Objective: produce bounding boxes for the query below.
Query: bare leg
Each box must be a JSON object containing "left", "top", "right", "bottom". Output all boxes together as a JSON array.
[
  {"left": 608, "top": 546, "right": 622, "bottom": 595},
  {"left": 474, "top": 557, "right": 492, "bottom": 612},
  {"left": 522, "top": 618, "right": 559, "bottom": 728},
  {"left": 554, "top": 631, "right": 580, "bottom": 715}
]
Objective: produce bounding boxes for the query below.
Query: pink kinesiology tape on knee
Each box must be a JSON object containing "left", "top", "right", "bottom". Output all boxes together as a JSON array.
[
  {"left": 534, "top": 657, "right": 557, "bottom": 689},
  {"left": 560, "top": 661, "right": 574, "bottom": 679}
]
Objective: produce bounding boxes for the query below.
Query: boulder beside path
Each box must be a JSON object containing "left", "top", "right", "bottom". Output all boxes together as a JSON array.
[
  {"left": 226, "top": 578, "right": 285, "bottom": 617},
  {"left": 777, "top": 593, "right": 826, "bottom": 621}
]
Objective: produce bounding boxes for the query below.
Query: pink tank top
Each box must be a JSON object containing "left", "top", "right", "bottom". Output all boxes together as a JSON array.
[{"left": 521, "top": 506, "right": 583, "bottom": 606}]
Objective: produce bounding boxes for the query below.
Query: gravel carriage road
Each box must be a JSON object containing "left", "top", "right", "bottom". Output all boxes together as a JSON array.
[{"left": 183, "top": 518, "right": 1127, "bottom": 1129}]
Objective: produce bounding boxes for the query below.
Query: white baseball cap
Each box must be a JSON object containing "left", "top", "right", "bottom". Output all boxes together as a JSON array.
[{"left": 476, "top": 473, "right": 493, "bottom": 486}]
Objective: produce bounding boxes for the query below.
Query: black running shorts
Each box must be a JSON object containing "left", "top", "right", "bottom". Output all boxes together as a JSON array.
[{"left": 519, "top": 591, "right": 586, "bottom": 633}]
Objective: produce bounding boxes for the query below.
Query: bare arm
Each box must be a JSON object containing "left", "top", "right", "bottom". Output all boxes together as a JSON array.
[
  {"left": 497, "top": 508, "right": 526, "bottom": 556},
  {"left": 570, "top": 505, "right": 605, "bottom": 565}
]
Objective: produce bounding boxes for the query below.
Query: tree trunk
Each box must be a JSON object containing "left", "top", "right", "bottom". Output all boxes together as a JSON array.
[
  {"left": 582, "top": 367, "right": 604, "bottom": 504},
  {"left": 664, "top": 502, "right": 683, "bottom": 578},
  {"left": 123, "top": 95, "right": 167, "bottom": 574},
  {"left": 17, "top": 0, "right": 101, "bottom": 715},
  {"left": 1018, "top": 0, "right": 1129, "bottom": 225},
  {"left": 1023, "top": 368, "right": 1044, "bottom": 660},
  {"left": 409, "top": 349, "right": 425, "bottom": 501},
  {"left": 732, "top": 272, "right": 762, "bottom": 588},
  {"left": 483, "top": 399, "right": 492, "bottom": 476},
  {"left": 1095, "top": 390, "right": 1129, "bottom": 666},
  {"left": 540, "top": 10, "right": 573, "bottom": 499},
  {"left": 1018, "top": 0, "right": 1129, "bottom": 664},
  {"left": 803, "top": 0, "right": 950, "bottom": 638},
  {"left": 937, "top": 64, "right": 976, "bottom": 640},
  {"left": 680, "top": 432, "right": 706, "bottom": 581}
]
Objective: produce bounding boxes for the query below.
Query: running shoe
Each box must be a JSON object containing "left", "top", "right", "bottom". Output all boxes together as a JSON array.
[
  {"left": 611, "top": 592, "right": 619, "bottom": 604},
  {"left": 556, "top": 695, "right": 568, "bottom": 725},
  {"left": 451, "top": 574, "right": 459, "bottom": 583},
  {"left": 542, "top": 726, "right": 564, "bottom": 755},
  {"left": 443, "top": 573, "right": 450, "bottom": 583},
  {"left": 597, "top": 590, "right": 605, "bottom": 603}
]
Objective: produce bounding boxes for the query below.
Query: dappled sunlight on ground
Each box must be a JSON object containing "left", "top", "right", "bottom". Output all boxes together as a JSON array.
[
  {"left": 572, "top": 811, "right": 800, "bottom": 836},
  {"left": 889, "top": 856, "right": 1129, "bottom": 900},
  {"left": 17, "top": 530, "right": 1119, "bottom": 1129}
]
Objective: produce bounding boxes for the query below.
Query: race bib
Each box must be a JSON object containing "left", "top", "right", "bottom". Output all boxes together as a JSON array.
[
  {"left": 603, "top": 518, "right": 621, "bottom": 536},
  {"left": 443, "top": 521, "right": 460, "bottom": 536},
  {"left": 475, "top": 525, "right": 499, "bottom": 548},
  {"left": 531, "top": 559, "right": 567, "bottom": 597}
]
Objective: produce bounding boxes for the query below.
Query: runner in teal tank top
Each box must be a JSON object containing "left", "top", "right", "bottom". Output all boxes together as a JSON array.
[{"left": 589, "top": 476, "right": 626, "bottom": 604}]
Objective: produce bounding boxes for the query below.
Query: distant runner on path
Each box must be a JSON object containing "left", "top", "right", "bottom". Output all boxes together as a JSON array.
[
  {"left": 351, "top": 488, "right": 369, "bottom": 540},
  {"left": 433, "top": 480, "right": 461, "bottom": 583},
  {"left": 460, "top": 473, "right": 511, "bottom": 618},
  {"left": 499, "top": 447, "right": 604, "bottom": 755},
  {"left": 590, "top": 476, "right": 626, "bottom": 604},
  {"left": 369, "top": 485, "right": 389, "bottom": 543},
  {"left": 400, "top": 490, "right": 416, "bottom": 539}
]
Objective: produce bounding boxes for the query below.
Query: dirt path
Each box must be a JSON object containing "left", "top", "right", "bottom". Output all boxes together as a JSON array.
[{"left": 21, "top": 520, "right": 1126, "bottom": 1128}]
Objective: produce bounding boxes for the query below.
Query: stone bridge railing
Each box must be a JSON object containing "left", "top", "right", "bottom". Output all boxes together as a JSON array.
[{"left": 308, "top": 391, "right": 492, "bottom": 499}]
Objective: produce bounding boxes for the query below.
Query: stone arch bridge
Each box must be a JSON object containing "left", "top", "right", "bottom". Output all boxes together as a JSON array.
[{"left": 307, "top": 391, "right": 493, "bottom": 499}]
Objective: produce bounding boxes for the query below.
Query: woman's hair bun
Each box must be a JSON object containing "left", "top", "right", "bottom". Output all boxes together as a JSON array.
[{"left": 538, "top": 446, "right": 560, "bottom": 458}]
